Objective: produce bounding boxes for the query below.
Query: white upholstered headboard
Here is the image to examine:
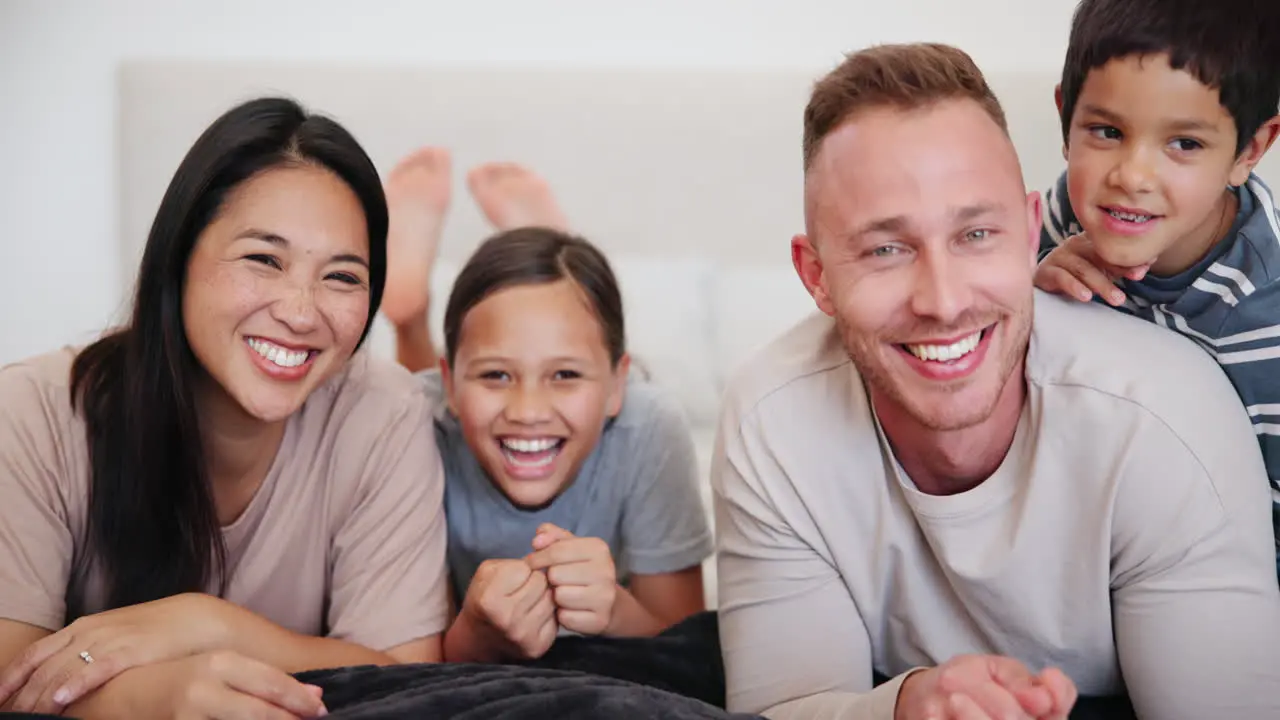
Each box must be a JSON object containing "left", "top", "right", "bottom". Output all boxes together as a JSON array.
[{"left": 116, "top": 62, "right": 1092, "bottom": 272}]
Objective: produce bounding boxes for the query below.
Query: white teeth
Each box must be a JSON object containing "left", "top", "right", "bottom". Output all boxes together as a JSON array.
[
  {"left": 247, "top": 338, "right": 310, "bottom": 368},
  {"left": 905, "top": 332, "right": 981, "bottom": 362},
  {"left": 501, "top": 437, "right": 560, "bottom": 453},
  {"left": 501, "top": 438, "right": 561, "bottom": 470},
  {"left": 1108, "top": 209, "right": 1151, "bottom": 223},
  {"left": 506, "top": 453, "right": 556, "bottom": 469}
]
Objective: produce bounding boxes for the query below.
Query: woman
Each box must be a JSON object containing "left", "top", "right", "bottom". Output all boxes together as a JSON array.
[{"left": 0, "top": 97, "right": 450, "bottom": 719}]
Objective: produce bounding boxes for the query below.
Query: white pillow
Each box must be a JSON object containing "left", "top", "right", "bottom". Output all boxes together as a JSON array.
[
  {"left": 611, "top": 255, "right": 721, "bottom": 428},
  {"left": 711, "top": 263, "right": 818, "bottom": 388}
]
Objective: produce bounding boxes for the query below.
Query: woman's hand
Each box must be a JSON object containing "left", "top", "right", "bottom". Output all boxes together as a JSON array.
[
  {"left": 71, "top": 650, "right": 327, "bottom": 720},
  {"left": 0, "top": 593, "right": 234, "bottom": 713},
  {"left": 526, "top": 524, "right": 619, "bottom": 636}
]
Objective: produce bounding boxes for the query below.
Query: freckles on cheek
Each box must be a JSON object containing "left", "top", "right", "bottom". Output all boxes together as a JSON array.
[{"left": 326, "top": 298, "right": 371, "bottom": 342}]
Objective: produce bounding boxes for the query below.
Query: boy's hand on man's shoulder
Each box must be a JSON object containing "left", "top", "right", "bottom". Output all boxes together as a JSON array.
[
  {"left": 1035, "top": 233, "right": 1149, "bottom": 307},
  {"left": 527, "top": 524, "right": 619, "bottom": 637}
]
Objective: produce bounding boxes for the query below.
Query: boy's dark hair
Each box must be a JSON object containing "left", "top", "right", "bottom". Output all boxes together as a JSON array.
[
  {"left": 1058, "top": 0, "right": 1280, "bottom": 155},
  {"left": 443, "top": 226, "right": 626, "bottom": 367}
]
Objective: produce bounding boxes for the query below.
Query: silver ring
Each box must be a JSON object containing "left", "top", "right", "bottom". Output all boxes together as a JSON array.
[{"left": 79, "top": 651, "right": 93, "bottom": 664}]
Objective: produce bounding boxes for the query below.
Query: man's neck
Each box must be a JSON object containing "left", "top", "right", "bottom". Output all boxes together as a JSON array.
[
  {"left": 196, "top": 375, "right": 287, "bottom": 525},
  {"left": 874, "top": 363, "right": 1026, "bottom": 496}
]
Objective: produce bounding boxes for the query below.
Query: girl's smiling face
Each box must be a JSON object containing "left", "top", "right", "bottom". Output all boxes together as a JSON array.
[{"left": 443, "top": 279, "right": 628, "bottom": 509}]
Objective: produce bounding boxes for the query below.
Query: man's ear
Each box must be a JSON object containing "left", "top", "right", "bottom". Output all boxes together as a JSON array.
[
  {"left": 1025, "top": 190, "right": 1044, "bottom": 269},
  {"left": 1229, "top": 115, "right": 1280, "bottom": 187},
  {"left": 792, "top": 234, "right": 837, "bottom": 317}
]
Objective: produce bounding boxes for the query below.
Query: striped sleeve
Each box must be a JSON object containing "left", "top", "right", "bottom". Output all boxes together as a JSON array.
[
  {"left": 1038, "top": 170, "right": 1078, "bottom": 261},
  {"left": 1212, "top": 280, "right": 1280, "bottom": 503},
  {"left": 1192, "top": 176, "right": 1280, "bottom": 498}
]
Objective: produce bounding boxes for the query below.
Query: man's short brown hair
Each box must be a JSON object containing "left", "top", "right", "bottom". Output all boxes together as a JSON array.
[{"left": 802, "top": 43, "right": 1008, "bottom": 172}]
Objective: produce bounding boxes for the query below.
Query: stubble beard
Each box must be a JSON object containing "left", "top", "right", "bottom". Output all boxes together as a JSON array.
[{"left": 837, "top": 306, "right": 1031, "bottom": 432}]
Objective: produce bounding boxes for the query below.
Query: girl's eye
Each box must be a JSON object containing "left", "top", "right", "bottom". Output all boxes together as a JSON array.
[{"left": 480, "top": 371, "right": 510, "bottom": 382}]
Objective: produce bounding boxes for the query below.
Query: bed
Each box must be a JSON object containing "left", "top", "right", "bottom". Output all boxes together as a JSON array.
[{"left": 111, "top": 59, "right": 1172, "bottom": 719}]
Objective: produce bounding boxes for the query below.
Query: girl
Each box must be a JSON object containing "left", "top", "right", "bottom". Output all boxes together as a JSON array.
[
  {"left": 381, "top": 155, "right": 713, "bottom": 663},
  {"left": 0, "top": 98, "right": 450, "bottom": 718}
]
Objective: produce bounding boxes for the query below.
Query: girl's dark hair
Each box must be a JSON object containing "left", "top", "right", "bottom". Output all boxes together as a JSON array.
[
  {"left": 443, "top": 227, "right": 625, "bottom": 367},
  {"left": 68, "top": 96, "right": 387, "bottom": 613}
]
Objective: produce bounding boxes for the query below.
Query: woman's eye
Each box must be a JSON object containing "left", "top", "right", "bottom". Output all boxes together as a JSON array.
[
  {"left": 246, "top": 254, "right": 281, "bottom": 269},
  {"left": 326, "top": 272, "right": 362, "bottom": 286}
]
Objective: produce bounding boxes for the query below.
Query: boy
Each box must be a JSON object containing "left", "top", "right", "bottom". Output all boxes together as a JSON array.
[{"left": 1036, "top": 0, "right": 1280, "bottom": 577}]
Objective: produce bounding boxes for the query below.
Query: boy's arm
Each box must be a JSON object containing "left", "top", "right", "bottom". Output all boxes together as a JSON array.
[{"left": 1210, "top": 289, "right": 1280, "bottom": 502}]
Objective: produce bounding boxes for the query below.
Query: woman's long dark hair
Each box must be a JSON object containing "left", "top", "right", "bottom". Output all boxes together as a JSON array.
[{"left": 68, "top": 97, "right": 387, "bottom": 612}]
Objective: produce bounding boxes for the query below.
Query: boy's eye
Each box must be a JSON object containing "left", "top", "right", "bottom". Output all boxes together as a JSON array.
[
  {"left": 552, "top": 370, "right": 582, "bottom": 381},
  {"left": 1087, "top": 125, "right": 1121, "bottom": 141},
  {"left": 1170, "top": 138, "right": 1203, "bottom": 152}
]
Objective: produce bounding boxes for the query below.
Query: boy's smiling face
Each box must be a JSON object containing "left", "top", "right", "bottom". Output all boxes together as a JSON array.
[{"left": 1061, "top": 53, "right": 1258, "bottom": 277}]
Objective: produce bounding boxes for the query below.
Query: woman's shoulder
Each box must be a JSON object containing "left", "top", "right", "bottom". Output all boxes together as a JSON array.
[
  {"left": 290, "top": 351, "right": 445, "bottom": 462},
  {"left": 0, "top": 346, "right": 82, "bottom": 424},
  {"left": 0, "top": 346, "right": 90, "bottom": 505}
]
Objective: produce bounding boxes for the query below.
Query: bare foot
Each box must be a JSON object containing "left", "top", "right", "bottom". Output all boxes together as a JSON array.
[
  {"left": 467, "top": 162, "right": 570, "bottom": 232},
  {"left": 382, "top": 146, "right": 452, "bottom": 327}
]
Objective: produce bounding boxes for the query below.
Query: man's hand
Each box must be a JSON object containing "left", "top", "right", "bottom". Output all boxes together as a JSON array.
[
  {"left": 526, "top": 524, "right": 619, "bottom": 636},
  {"left": 458, "top": 558, "right": 558, "bottom": 660},
  {"left": 1035, "top": 233, "right": 1149, "bottom": 307},
  {"left": 895, "top": 654, "right": 1077, "bottom": 720}
]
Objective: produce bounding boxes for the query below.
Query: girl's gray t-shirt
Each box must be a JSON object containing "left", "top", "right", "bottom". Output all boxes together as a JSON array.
[{"left": 418, "top": 370, "right": 713, "bottom": 599}]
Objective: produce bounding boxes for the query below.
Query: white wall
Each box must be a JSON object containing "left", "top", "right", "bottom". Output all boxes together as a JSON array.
[{"left": 0, "top": 0, "right": 1078, "bottom": 366}]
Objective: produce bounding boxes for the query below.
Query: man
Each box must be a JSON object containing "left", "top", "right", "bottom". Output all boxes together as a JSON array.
[{"left": 711, "top": 42, "right": 1280, "bottom": 720}]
